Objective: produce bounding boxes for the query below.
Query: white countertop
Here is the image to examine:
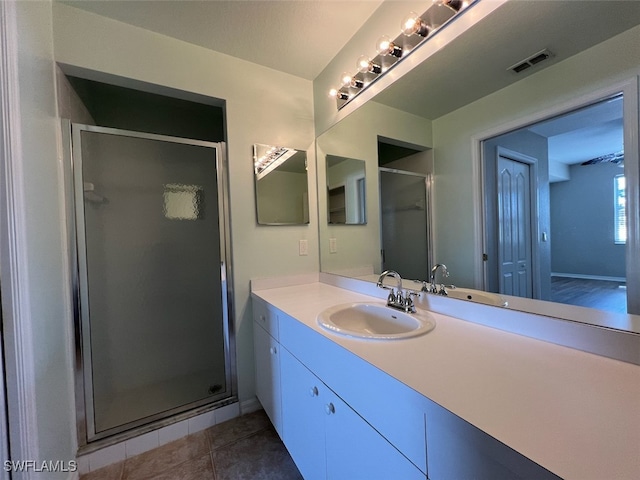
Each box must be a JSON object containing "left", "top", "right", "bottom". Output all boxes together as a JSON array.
[{"left": 252, "top": 282, "right": 640, "bottom": 480}]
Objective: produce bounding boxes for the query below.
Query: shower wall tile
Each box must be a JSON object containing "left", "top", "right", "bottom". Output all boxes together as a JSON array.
[
  {"left": 214, "top": 402, "right": 240, "bottom": 424},
  {"left": 187, "top": 410, "right": 216, "bottom": 434},
  {"left": 158, "top": 419, "right": 189, "bottom": 445},
  {"left": 89, "top": 442, "right": 126, "bottom": 471},
  {"left": 125, "top": 430, "right": 159, "bottom": 457}
]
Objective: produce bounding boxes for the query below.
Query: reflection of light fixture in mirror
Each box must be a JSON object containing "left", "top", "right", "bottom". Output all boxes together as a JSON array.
[
  {"left": 356, "top": 55, "right": 382, "bottom": 75},
  {"left": 341, "top": 72, "right": 364, "bottom": 89},
  {"left": 376, "top": 35, "right": 403, "bottom": 58},
  {"left": 401, "top": 12, "right": 430, "bottom": 37},
  {"left": 254, "top": 145, "right": 297, "bottom": 180}
]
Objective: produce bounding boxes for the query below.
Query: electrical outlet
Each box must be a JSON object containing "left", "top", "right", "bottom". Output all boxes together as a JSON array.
[
  {"left": 299, "top": 239, "right": 308, "bottom": 256},
  {"left": 329, "top": 237, "right": 337, "bottom": 254}
]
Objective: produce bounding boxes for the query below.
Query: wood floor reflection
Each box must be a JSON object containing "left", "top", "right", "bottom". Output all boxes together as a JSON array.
[{"left": 550, "top": 276, "right": 627, "bottom": 313}]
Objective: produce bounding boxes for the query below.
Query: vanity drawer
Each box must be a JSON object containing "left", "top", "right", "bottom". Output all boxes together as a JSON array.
[{"left": 252, "top": 296, "right": 279, "bottom": 340}]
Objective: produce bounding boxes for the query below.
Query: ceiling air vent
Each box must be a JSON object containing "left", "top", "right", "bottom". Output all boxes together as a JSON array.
[{"left": 508, "top": 49, "right": 553, "bottom": 74}]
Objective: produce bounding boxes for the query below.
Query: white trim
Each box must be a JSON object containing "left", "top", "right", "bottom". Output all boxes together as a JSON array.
[
  {"left": 0, "top": 0, "right": 40, "bottom": 475},
  {"left": 471, "top": 78, "right": 640, "bottom": 313},
  {"left": 239, "top": 397, "right": 262, "bottom": 415}
]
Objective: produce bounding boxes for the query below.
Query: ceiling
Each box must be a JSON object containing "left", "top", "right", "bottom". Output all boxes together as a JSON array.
[
  {"left": 528, "top": 96, "right": 623, "bottom": 166},
  {"left": 60, "top": 0, "right": 384, "bottom": 80}
]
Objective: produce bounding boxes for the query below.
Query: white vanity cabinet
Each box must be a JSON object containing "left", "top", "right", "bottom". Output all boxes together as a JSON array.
[
  {"left": 280, "top": 347, "right": 425, "bottom": 480},
  {"left": 425, "top": 402, "right": 560, "bottom": 480},
  {"left": 253, "top": 295, "right": 561, "bottom": 480},
  {"left": 252, "top": 298, "right": 282, "bottom": 435}
]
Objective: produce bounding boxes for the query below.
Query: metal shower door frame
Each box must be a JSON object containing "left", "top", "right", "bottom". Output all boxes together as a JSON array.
[
  {"left": 378, "top": 167, "right": 433, "bottom": 276},
  {"left": 66, "top": 123, "right": 237, "bottom": 447}
]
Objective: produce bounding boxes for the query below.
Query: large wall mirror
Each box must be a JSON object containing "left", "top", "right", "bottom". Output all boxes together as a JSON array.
[
  {"left": 254, "top": 144, "right": 309, "bottom": 225},
  {"left": 316, "top": 0, "right": 640, "bottom": 334}
]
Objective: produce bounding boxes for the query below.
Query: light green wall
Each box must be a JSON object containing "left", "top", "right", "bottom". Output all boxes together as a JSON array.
[
  {"left": 13, "top": 1, "right": 76, "bottom": 476},
  {"left": 51, "top": 3, "right": 316, "bottom": 411},
  {"left": 432, "top": 24, "right": 640, "bottom": 288}
]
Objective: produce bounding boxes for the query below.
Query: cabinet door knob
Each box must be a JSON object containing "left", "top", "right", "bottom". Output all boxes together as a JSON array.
[
  {"left": 309, "top": 386, "right": 319, "bottom": 397},
  {"left": 260, "top": 315, "right": 266, "bottom": 322},
  {"left": 325, "top": 403, "right": 335, "bottom": 415},
  {"left": 269, "top": 346, "right": 277, "bottom": 355}
]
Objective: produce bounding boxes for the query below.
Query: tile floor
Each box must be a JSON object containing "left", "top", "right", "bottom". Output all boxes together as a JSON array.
[{"left": 81, "top": 410, "right": 302, "bottom": 480}]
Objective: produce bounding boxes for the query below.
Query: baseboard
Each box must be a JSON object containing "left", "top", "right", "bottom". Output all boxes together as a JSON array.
[
  {"left": 240, "top": 397, "right": 262, "bottom": 415},
  {"left": 551, "top": 273, "right": 626, "bottom": 283}
]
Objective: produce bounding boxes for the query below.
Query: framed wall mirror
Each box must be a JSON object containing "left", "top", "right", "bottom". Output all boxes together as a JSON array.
[
  {"left": 254, "top": 143, "right": 309, "bottom": 225},
  {"left": 326, "top": 155, "right": 366, "bottom": 225},
  {"left": 316, "top": 0, "right": 640, "bottom": 334}
]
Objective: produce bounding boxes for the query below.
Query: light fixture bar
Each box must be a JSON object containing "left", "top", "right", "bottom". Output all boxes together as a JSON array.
[{"left": 329, "top": 0, "right": 476, "bottom": 109}]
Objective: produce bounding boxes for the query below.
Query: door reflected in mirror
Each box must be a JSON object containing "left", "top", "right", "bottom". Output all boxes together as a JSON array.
[
  {"left": 253, "top": 144, "right": 309, "bottom": 225},
  {"left": 326, "top": 155, "right": 366, "bottom": 225}
]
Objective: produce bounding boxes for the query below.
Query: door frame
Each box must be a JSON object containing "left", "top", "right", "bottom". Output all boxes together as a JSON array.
[
  {"left": 67, "top": 123, "right": 237, "bottom": 446},
  {"left": 471, "top": 78, "right": 639, "bottom": 315},
  {"left": 493, "top": 147, "right": 539, "bottom": 298},
  {"left": 0, "top": 0, "right": 40, "bottom": 470}
]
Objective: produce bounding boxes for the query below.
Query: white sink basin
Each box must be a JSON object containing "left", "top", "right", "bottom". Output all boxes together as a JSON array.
[
  {"left": 446, "top": 288, "right": 508, "bottom": 307},
  {"left": 317, "top": 302, "right": 436, "bottom": 340}
]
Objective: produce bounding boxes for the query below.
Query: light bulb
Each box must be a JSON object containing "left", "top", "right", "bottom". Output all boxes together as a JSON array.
[
  {"left": 356, "top": 55, "right": 382, "bottom": 75},
  {"left": 340, "top": 72, "right": 364, "bottom": 89},
  {"left": 329, "top": 88, "right": 349, "bottom": 101},
  {"left": 401, "top": 12, "right": 430, "bottom": 37},
  {"left": 433, "top": 0, "right": 469, "bottom": 12},
  {"left": 376, "top": 35, "right": 402, "bottom": 58}
]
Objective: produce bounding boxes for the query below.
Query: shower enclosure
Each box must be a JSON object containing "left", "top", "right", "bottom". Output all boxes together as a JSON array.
[
  {"left": 379, "top": 168, "right": 432, "bottom": 280},
  {"left": 69, "top": 124, "right": 235, "bottom": 444}
]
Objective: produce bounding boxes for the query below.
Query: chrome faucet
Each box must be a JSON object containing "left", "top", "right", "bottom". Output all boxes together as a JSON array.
[
  {"left": 376, "top": 270, "right": 419, "bottom": 313},
  {"left": 425, "top": 264, "right": 450, "bottom": 295}
]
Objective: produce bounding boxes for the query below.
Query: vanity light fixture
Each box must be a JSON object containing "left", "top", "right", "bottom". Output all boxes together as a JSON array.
[
  {"left": 329, "top": 0, "right": 476, "bottom": 109},
  {"left": 433, "top": 0, "right": 470, "bottom": 13},
  {"left": 356, "top": 55, "right": 382, "bottom": 74},
  {"left": 329, "top": 88, "right": 349, "bottom": 101},
  {"left": 376, "top": 35, "right": 403, "bottom": 58},
  {"left": 254, "top": 145, "right": 297, "bottom": 180},
  {"left": 401, "top": 12, "right": 431, "bottom": 37},
  {"left": 341, "top": 72, "right": 364, "bottom": 89}
]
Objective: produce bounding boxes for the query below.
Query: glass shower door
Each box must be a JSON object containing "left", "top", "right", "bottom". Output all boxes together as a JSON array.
[
  {"left": 72, "top": 125, "right": 232, "bottom": 441},
  {"left": 379, "top": 168, "right": 431, "bottom": 280}
]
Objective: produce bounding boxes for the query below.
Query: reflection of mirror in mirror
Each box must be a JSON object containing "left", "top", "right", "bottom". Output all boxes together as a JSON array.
[
  {"left": 316, "top": 1, "right": 640, "bottom": 332},
  {"left": 326, "top": 155, "right": 366, "bottom": 225},
  {"left": 253, "top": 144, "right": 309, "bottom": 225}
]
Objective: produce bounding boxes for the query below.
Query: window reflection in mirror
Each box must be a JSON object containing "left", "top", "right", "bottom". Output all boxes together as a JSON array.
[
  {"left": 253, "top": 144, "right": 309, "bottom": 225},
  {"left": 326, "top": 155, "right": 366, "bottom": 225}
]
